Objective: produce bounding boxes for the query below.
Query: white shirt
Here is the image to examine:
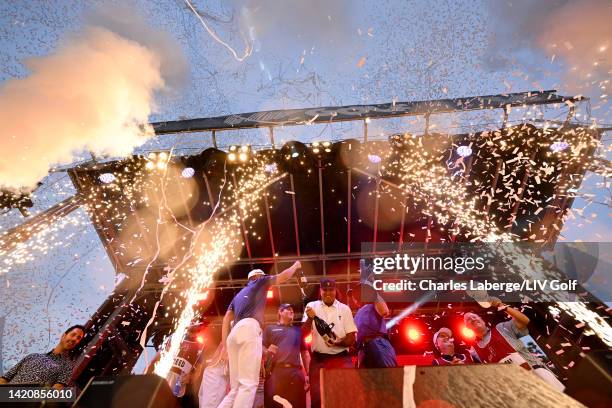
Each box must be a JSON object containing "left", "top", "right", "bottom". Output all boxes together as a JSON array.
[{"left": 302, "top": 299, "right": 357, "bottom": 354}]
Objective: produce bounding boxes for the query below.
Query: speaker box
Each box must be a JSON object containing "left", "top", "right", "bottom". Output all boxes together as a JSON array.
[
  {"left": 321, "top": 364, "right": 586, "bottom": 408},
  {"left": 72, "top": 374, "right": 178, "bottom": 408},
  {"left": 565, "top": 350, "right": 612, "bottom": 408}
]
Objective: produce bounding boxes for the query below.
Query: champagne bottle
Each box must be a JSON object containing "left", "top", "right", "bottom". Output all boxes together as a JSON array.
[
  {"left": 296, "top": 268, "right": 308, "bottom": 299},
  {"left": 313, "top": 315, "right": 337, "bottom": 344}
]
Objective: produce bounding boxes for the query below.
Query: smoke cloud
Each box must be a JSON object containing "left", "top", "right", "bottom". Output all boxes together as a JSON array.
[
  {"left": 487, "top": 0, "right": 611, "bottom": 97},
  {"left": 0, "top": 5, "right": 187, "bottom": 191}
]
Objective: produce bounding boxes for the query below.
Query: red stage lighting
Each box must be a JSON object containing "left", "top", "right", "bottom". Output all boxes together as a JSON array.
[
  {"left": 266, "top": 289, "right": 274, "bottom": 299},
  {"left": 304, "top": 334, "right": 312, "bottom": 345},
  {"left": 196, "top": 335, "right": 205, "bottom": 345},
  {"left": 461, "top": 325, "right": 475, "bottom": 340},
  {"left": 406, "top": 326, "right": 421, "bottom": 343}
]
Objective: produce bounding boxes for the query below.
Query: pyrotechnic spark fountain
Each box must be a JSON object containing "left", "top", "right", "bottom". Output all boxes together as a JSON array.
[
  {"left": 153, "top": 158, "right": 283, "bottom": 378},
  {"left": 387, "top": 129, "right": 612, "bottom": 346}
]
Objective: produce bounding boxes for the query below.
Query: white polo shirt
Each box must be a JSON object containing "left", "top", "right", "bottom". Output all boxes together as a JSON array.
[{"left": 302, "top": 299, "right": 357, "bottom": 355}]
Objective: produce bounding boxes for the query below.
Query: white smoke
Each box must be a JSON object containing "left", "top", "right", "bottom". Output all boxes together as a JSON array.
[
  {"left": 487, "top": 0, "right": 611, "bottom": 98},
  {"left": 0, "top": 5, "right": 188, "bottom": 191}
]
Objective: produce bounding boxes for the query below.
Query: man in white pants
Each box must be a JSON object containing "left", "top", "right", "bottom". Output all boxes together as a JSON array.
[{"left": 218, "top": 261, "right": 302, "bottom": 408}]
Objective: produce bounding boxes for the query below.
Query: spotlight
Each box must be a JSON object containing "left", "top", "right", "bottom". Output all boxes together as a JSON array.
[
  {"left": 0, "top": 189, "right": 34, "bottom": 217},
  {"left": 367, "top": 154, "right": 382, "bottom": 164},
  {"left": 181, "top": 167, "right": 195, "bottom": 178},
  {"left": 145, "top": 161, "right": 155, "bottom": 170},
  {"left": 264, "top": 163, "right": 278, "bottom": 173},
  {"left": 198, "top": 148, "right": 228, "bottom": 176},
  {"left": 229, "top": 145, "right": 252, "bottom": 163},
  {"left": 550, "top": 141, "right": 569, "bottom": 152},
  {"left": 99, "top": 173, "right": 116, "bottom": 184},
  {"left": 389, "top": 133, "right": 413, "bottom": 150},
  {"left": 304, "top": 333, "right": 313, "bottom": 345},
  {"left": 456, "top": 145, "right": 472, "bottom": 158},
  {"left": 334, "top": 139, "right": 363, "bottom": 168},
  {"left": 461, "top": 325, "right": 475, "bottom": 340},
  {"left": 196, "top": 335, "right": 205, "bottom": 345},
  {"left": 267, "top": 289, "right": 274, "bottom": 299},
  {"left": 310, "top": 141, "right": 333, "bottom": 157},
  {"left": 406, "top": 326, "right": 421, "bottom": 343},
  {"left": 278, "top": 141, "right": 314, "bottom": 173}
]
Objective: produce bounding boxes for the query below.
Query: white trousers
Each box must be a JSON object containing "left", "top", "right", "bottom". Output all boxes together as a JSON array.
[
  {"left": 533, "top": 367, "right": 566, "bottom": 392},
  {"left": 217, "top": 318, "right": 262, "bottom": 408},
  {"left": 198, "top": 362, "right": 229, "bottom": 408}
]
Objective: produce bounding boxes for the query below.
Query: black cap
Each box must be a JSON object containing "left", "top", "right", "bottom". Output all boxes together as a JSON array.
[
  {"left": 279, "top": 303, "right": 293, "bottom": 311},
  {"left": 320, "top": 278, "right": 336, "bottom": 289}
]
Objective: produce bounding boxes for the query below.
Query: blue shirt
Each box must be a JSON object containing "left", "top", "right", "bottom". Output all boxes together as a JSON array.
[
  {"left": 354, "top": 304, "right": 387, "bottom": 345},
  {"left": 263, "top": 324, "right": 304, "bottom": 367},
  {"left": 229, "top": 276, "right": 274, "bottom": 327}
]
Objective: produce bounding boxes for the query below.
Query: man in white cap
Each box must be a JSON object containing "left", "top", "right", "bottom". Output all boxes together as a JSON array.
[
  {"left": 218, "top": 261, "right": 302, "bottom": 408},
  {"left": 431, "top": 327, "right": 476, "bottom": 366}
]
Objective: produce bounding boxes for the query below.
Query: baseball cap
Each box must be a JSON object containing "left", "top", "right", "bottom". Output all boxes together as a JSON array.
[
  {"left": 433, "top": 327, "right": 453, "bottom": 349},
  {"left": 320, "top": 278, "right": 336, "bottom": 289},
  {"left": 247, "top": 269, "right": 266, "bottom": 279},
  {"left": 279, "top": 303, "right": 293, "bottom": 311}
]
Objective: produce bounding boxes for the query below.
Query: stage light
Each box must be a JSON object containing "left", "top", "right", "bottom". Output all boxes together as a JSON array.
[
  {"left": 406, "top": 326, "right": 421, "bottom": 343},
  {"left": 267, "top": 289, "right": 274, "bottom": 299},
  {"left": 367, "top": 154, "right": 382, "bottom": 164},
  {"left": 156, "top": 161, "right": 167, "bottom": 170},
  {"left": 461, "top": 325, "right": 475, "bottom": 340},
  {"left": 279, "top": 141, "right": 314, "bottom": 173},
  {"left": 181, "top": 167, "right": 195, "bottom": 178},
  {"left": 389, "top": 133, "right": 412, "bottom": 150},
  {"left": 550, "top": 141, "right": 569, "bottom": 152},
  {"left": 365, "top": 117, "right": 371, "bottom": 124},
  {"left": 200, "top": 148, "right": 228, "bottom": 176},
  {"left": 145, "top": 161, "right": 155, "bottom": 170},
  {"left": 456, "top": 145, "right": 472, "bottom": 157},
  {"left": 304, "top": 334, "right": 312, "bottom": 345},
  {"left": 311, "top": 141, "right": 333, "bottom": 157},
  {"left": 264, "top": 163, "right": 278, "bottom": 173},
  {"left": 196, "top": 335, "right": 205, "bottom": 344},
  {"left": 158, "top": 152, "right": 168, "bottom": 160},
  {"left": 99, "top": 173, "right": 116, "bottom": 184},
  {"left": 229, "top": 145, "right": 252, "bottom": 163}
]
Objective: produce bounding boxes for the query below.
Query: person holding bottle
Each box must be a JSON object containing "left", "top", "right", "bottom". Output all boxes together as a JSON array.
[{"left": 301, "top": 278, "right": 357, "bottom": 408}]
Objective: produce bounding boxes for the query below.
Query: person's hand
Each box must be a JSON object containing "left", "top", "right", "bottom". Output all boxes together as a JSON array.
[
  {"left": 268, "top": 344, "right": 278, "bottom": 355},
  {"left": 305, "top": 306, "right": 315, "bottom": 319},
  {"left": 219, "top": 345, "right": 228, "bottom": 362},
  {"left": 490, "top": 297, "right": 503, "bottom": 308},
  {"left": 451, "top": 357, "right": 465, "bottom": 365},
  {"left": 324, "top": 337, "right": 336, "bottom": 348}
]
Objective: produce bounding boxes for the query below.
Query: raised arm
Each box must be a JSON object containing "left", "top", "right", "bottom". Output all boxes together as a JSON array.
[
  {"left": 492, "top": 299, "right": 530, "bottom": 331},
  {"left": 373, "top": 293, "right": 390, "bottom": 317},
  {"left": 275, "top": 261, "right": 301, "bottom": 285}
]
